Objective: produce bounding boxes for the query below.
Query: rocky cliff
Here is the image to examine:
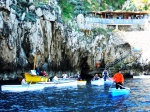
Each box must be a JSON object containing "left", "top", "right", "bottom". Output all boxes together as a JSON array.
[{"left": 0, "top": 0, "right": 144, "bottom": 80}]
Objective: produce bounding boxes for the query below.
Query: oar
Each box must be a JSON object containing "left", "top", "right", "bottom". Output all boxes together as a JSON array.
[
  {"left": 118, "top": 84, "right": 130, "bottom": 90},
  {"left": 52, "top": 80, "right": 61, "bottom": 87},
  {"left": 109, "top": 81, "right": 114, "bottom": 89},
  {"left": 26, "top": 81, "right": 32, "bottom": 91}
]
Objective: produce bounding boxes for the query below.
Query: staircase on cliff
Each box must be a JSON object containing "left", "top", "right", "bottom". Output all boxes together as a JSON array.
[
  {"left": 120, "top": 31, "right": 150, "bottom": 62},
  {"left": 105, "top": 31, "right": 150, "bottom": 70},
  {"left": 105, "top": 50, "right": 131, "bottom": 70}
]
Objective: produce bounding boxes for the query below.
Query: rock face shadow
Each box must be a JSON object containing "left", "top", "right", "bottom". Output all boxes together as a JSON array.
[{"left": 80, "top": 57, "right": 94, "bottom": 85}]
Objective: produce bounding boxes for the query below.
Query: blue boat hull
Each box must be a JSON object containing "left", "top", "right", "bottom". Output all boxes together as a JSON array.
[{"left": 109, "top": 88, "right": 130, "bottom": 97}]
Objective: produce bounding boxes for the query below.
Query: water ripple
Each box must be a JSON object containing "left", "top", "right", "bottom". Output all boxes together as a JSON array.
[{"left": 1, "top": 79, "right": 150, "bottom": 111}]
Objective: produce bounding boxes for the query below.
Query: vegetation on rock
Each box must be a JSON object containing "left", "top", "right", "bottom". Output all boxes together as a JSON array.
[{"left": 57, "top": 0, "right": 150, "bottom": 23}]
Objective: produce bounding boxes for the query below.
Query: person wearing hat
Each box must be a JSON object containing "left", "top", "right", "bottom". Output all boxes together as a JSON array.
[{"left": 113, "top": 70, "right": 124, "bottom": 89}]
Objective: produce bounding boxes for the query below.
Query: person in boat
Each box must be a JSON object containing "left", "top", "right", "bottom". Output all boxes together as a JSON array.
[
  {"left": 41, "top": 71, "right": 47, "bottom": 77},
  {"left": 21, "top": 78, "right": 28, "bottom": 86},
  {"left": 49, "top": 76, "right": 54, "bottom": 82},
  {"left": 53, "top": 75, "right": 59, "bottom": 83},
  {"left": 62, "top": 72, "right": 68, "bottom": 80},
  {"left": 21, "top": 73, "right": 28, "bottom": 86},
  {"left": 113, "top": 70, "right": 124, "bottom": 89},
  {"left": 93, "top": 74, "right": 100, "bottom": 80},
  {"left": 102, "top": 70, "right": 109, "bottom": 81},
  {"left": 76, "top": 72, "right": 82, "bottom": 81},
  {"left": 35, "top": 67, "right": 42, "bottom": 76}
]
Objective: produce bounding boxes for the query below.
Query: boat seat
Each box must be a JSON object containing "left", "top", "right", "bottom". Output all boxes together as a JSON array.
[{"left": 31, "top": 70, "right": 37, "bottom": 75}]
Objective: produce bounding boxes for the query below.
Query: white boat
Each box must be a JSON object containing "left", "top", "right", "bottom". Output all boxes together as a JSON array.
[
  {"left": 133, "top": 75, "right": 150, "bottom": 78},
  {"left": 104, "top": 78, "right": 113, "bottom": 85},
  {"left": 77, "top": 80, "right": 86, "bottom": 85},
  {"left": 1, "top": 84, "right": 44, "bottom": 92},
  {"left": 109, "top": 88, "right": 130, "bottom": 97},
  {"left": 91, "top": 79, "right": 104, "bottom": 86},
  {"left": 36, "top": 82, "right": 55, "bottom": 87},
  {"left": 91, "top": 78, "right": 113, "bottom": 86},
  {"left": 37, "top": 80, "right": 77, "bottom": 87}
]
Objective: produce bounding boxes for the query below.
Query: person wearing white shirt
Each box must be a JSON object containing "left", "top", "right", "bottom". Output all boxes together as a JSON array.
[
  {"left": 62, "top": 72, "right": 68, "bottom": 80},
  {"left": 53, "top": 75, "right": 59, "bottom": 83},
  {"left": 21, "top": 78, "right": 28, "bottom": 86}
]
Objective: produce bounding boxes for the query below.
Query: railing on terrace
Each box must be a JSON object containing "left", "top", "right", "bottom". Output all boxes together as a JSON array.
[{"left": 85, "top": 17, "right": 148, "bottom": 25}]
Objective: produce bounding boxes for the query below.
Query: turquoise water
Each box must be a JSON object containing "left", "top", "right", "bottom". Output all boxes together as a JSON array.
[{"left": 0, "top": 78, "right": 150, "bottom": 112}]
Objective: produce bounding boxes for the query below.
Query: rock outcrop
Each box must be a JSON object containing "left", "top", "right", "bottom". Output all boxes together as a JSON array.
[{"left": 0, "top": 0, "right": 144, "bottom": 80}]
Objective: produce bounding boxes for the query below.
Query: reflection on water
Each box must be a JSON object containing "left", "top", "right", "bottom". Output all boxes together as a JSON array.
[{"left": 1, "top": 79, "right": 150, "bottom": 111}]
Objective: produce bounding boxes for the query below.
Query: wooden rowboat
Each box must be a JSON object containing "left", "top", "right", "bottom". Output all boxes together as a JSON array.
[
  {"left": 91, "top": 79, "right": 104, "bottom": 86},
  {"left": 104, "top": 78, "right": 113, "bottom": 85},
  {"left": 133, "top": 75, "right": 150, "bottom": 79},
  {"left": 24, "top": 73, "right": 49, "bottom": 83},
  {"left": 1, "top": 84, "right": 44, "bottom": 92},
  {"left": 22, "top": 54, "right": 49, "bottom": 83},
  {"left": 77, "top": 80, "right": 86, "bottom": 85},
  {"left": 37, "top": 80, "right": 77, "bottom": 87}
]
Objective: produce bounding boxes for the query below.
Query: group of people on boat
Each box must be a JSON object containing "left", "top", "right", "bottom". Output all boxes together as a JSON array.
[
  {"left": 48, "top": 69, "right": 124, "bottom": 90},
  {"left": 50, "top": 72, "right": 69, "bottom": 83},
  {"left": 75, "top": 69, "right": 124, "bottom": 90},
  {"left": 101, "top": 69, "right": 124, "bottom": 89},
  {"left": 91, "top": 69, "right": 124, "bottom": 89},
  {"left": 91, "top": 70, "right": 109, "bottom": 81},
  {"left": 35, "top": 67, "right": 47, "bottom": 76},
  {"left": 21, "top": 66, "right": 124, "bottom": 89}
]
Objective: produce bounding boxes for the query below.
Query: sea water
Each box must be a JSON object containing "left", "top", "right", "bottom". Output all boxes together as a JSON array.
[{"left": 0, "top": 78, "right": 150, "bottom": 112}]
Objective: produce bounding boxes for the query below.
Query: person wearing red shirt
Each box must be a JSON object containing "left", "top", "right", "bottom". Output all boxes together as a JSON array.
[
  {"left": 41, "top": 71, "right": 47, "bottom": 76},
  {"left": 113, "top": 70, "right": 124, "bottom": 89}
]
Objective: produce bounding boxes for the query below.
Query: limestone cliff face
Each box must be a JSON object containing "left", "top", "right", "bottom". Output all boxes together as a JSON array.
[{"left": 0, "top": 0, "right": 141, "bottom": 80}]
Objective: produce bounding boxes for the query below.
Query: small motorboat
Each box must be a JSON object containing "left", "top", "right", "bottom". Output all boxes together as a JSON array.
[
  {"left": 91, "top": 79, "right": 104, "bottom": 86},
  {"left": 1, "top": 84, "right": 44, "bottom": 92},
  {"left": 109, "top": 88, "right": 130, "bottom": 97}
]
